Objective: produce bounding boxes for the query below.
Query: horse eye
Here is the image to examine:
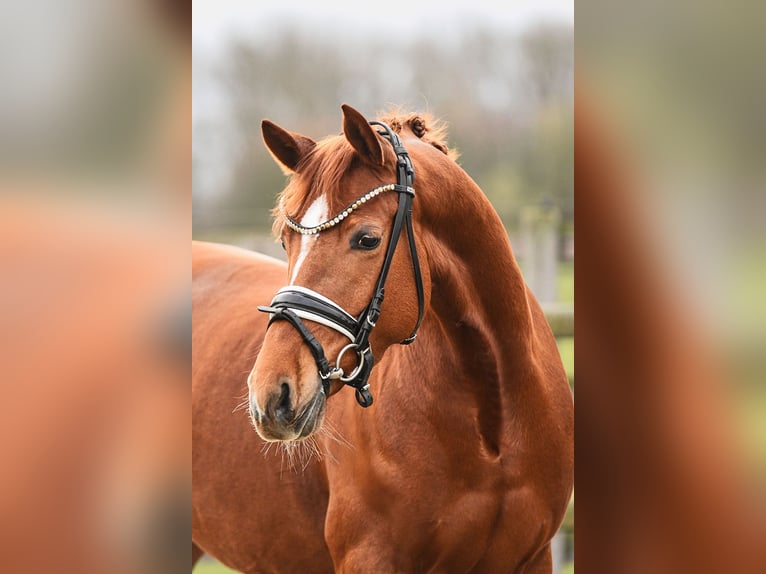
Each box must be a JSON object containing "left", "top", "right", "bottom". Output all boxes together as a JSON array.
[
  {"left": 352, "top": 233, "right": 381, "bottom": 250},
  {"left": 280, "top": 239, "right": 286, "bottom": 251}
]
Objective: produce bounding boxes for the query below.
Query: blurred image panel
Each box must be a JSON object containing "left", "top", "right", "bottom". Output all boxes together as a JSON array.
[
  {"left": 576, "top": 0, "right": 766, "bottom": 572},
  {"left": 0, "top": 1, "right": 189, "bottom": 573}
]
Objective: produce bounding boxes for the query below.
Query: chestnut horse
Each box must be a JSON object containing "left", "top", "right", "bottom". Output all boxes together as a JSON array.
[{"left": 192, "top": 105, "right": 573, "bottom": 572}]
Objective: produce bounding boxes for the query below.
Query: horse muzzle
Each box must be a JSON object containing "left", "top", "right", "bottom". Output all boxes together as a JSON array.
[{"left": 249, "top": 380, "right": 326, "bottom": 442}]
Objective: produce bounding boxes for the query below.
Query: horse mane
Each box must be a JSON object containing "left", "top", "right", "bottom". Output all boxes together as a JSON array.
[{"left": 271, "top": 110, "right": 459, "bottom": 238}]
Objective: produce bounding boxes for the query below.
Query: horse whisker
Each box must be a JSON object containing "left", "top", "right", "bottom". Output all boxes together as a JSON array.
[
  {"left": 232, "top": 397, "right": 250, "bottom": 413},
  {"left": 261, "top": 441, "right": 277, "bottom": 457},
  {"left": 320, "top": 418, "right": 353, "bottom": 450}
]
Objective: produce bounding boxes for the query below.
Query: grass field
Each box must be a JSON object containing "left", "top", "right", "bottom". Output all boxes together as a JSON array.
[
  {"left": 557, "top": 260, "right": 574, "bottom": 304},
  {"left": 195, "top": 560, "right": 238, "bottom": 574},
  {"left": 556, "top": 260, "right": 574, "bottom": 383},
  {"left": 558, "top": 337, "right": 574, "bottom": 384}
]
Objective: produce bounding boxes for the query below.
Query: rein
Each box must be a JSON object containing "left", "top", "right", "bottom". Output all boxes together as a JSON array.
[{"left": 257, "top": 122, "right": 424, "bottom": 407}]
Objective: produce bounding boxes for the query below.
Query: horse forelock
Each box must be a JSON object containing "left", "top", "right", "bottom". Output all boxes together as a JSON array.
[
  {"left": 271, "top": 110, "right": 458, "bottom": 239},
  {"left": 379, "top": 108, "right": 460, "bottom": 161}
]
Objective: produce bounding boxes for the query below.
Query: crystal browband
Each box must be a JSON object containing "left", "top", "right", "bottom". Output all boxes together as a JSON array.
[{"left": 285, "top": 183, "right": 415, "bottom": 236}]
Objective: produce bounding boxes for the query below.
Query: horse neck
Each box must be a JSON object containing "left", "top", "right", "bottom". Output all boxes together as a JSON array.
[
  {"left": 422, "top": 174, "right": 534, "bottom": 363},
  {"left": 382, "top": 171, "right": 544, "bottom": 455}
]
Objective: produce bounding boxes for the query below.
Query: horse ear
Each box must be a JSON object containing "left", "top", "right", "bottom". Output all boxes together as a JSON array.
[
  {"left": 261, "top": 120, "right": 316, "bottom": 174},
  {"left": 341, "top": 104, "right": 384, "bottom": 166}
]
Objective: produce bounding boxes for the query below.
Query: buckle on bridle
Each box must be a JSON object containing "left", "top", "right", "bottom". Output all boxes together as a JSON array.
[
  {"left": 320, "top": 367, "right": 344, "bottom": 381},
  {"left": 335, "top": 343, "right": 370, "bottom": 383},
  {"left": 400, "top": 333, "right": 417, "bottom": 345}
]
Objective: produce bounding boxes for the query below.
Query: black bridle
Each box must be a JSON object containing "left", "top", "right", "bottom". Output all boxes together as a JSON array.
[{"left": 257, "top": 122, "right": 424, "bottom": 407}]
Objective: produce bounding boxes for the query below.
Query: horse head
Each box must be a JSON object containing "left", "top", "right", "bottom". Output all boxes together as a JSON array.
[{"left": 248, "top": 104, "right": 431, "bottom": 442}]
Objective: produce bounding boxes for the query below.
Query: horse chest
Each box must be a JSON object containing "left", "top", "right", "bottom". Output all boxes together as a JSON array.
[
  {"left": 325, "top": 470, "right": 540, "bottom": 573},
  {"left": 325, "top": 439, "right": 516, "bottom": 562}
]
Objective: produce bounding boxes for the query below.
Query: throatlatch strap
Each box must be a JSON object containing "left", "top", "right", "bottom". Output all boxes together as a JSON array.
[{"left": 401, "top": 210, "right": 424, "bottom": 344}]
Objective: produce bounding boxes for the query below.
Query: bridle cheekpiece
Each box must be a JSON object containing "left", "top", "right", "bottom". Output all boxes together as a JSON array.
[{"left": 257, "top": 121, "right": 424, "bottom": 408}]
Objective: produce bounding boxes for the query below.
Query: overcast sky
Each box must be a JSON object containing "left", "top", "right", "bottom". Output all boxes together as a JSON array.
[{"left": 193, "top": 0, "right": 573, "bottom": 55}]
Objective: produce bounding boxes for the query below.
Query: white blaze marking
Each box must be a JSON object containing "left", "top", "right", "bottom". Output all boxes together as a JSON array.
[{"left": 290, "top": 195, "right": 328, "bottom": 284}]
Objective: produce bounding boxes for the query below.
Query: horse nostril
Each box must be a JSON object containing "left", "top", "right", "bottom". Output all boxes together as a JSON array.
[{"left": 273, "top": 382, "right": 294, "bottom": 423}]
